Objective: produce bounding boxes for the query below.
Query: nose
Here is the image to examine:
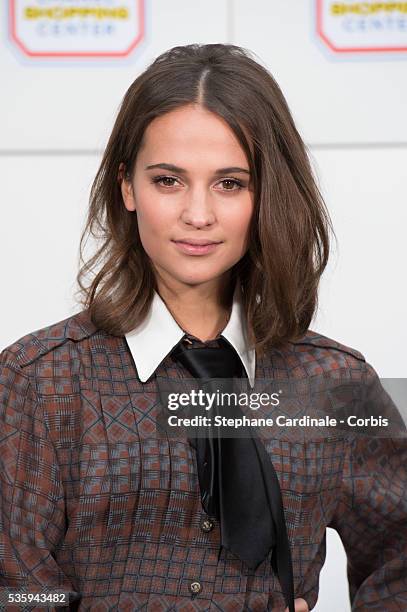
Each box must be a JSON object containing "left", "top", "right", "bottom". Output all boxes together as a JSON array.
[{"left": 180, "top": 187, "right": 216, "bottom": 228}]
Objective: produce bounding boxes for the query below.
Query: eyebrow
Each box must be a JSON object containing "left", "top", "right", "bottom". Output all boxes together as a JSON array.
[{"left": 145, "top": 163, "right": 250, "bottom": 175}]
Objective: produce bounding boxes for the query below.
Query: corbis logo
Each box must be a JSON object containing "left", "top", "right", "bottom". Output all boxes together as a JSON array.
[{"left": 9, "top": 0, "right": 145, "bottom": 58}]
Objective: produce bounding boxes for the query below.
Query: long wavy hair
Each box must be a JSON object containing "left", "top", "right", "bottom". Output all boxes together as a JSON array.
[{"left": 75, "top": 43, "right": 333, "bottom": 358}]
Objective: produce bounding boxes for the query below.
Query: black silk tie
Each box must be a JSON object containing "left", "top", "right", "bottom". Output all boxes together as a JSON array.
[{"left": 170, "top": 336, "right": 295, "bottom": 612}]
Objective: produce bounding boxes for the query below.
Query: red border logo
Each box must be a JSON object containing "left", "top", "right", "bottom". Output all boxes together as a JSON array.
[
  {"left": 9, "top": 1, "right": 145, "bottom": 58},
  {"left": 317, "top": 0, "right": 407, "bottom": 53}
]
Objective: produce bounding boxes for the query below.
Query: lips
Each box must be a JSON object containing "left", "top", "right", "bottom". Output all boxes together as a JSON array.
[
  {"left": 173, "top": 239, "right": 222, "bottom": 246},
  {"left": 172, "top": 239, "right": 222, "bottom": 255}
]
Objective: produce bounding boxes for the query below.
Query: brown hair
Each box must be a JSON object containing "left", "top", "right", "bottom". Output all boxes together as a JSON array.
[{"left": 75, "top": 43, "right": 334, "bottom": 357}]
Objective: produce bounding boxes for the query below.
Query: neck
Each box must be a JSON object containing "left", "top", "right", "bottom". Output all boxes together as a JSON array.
[{"left": 155, "top": 273, "right": 235, "bottom": 342}]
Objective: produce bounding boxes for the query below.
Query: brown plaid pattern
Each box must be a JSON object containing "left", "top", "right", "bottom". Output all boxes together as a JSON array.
[{"left": 0, "top": 310, "right": 406, "bottom": 611}]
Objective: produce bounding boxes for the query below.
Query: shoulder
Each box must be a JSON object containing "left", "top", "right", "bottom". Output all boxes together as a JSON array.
[
  {"left": 281, "top": 329, "right": 368, "bottom": 376},
  {"left": 0, "top": 309, "right": 99, "bottom": 373},
  {"left": 290, "top": 329, "right": 366, "bottom": 362}
]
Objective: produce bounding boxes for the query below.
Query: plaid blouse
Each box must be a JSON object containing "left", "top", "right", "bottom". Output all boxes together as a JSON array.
[{"left": 0, "top": 309, "right": 406, "bottom": 611}]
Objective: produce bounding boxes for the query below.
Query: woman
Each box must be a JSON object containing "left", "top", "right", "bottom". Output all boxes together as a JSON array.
[{"left": 0, "top": 44, "right": 405, "bottom": 611}]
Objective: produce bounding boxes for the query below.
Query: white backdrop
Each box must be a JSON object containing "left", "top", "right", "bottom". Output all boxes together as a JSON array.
[{"left": 1, "top": 1, "right": 407, "bottom": 610}]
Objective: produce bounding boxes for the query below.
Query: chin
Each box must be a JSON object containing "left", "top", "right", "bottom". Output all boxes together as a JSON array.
[
  {"left": 153, "top": 259, "right": 234, "bottom": 287},
  {"left": 174, "top": 275, "right": 220, "bottom": 286},
  {"left": 166, "top": 269, "right": 225, "bottom": 286}
]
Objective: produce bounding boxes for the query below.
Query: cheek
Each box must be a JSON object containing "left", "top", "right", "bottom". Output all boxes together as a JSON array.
[
  {"left": 137, "top": 208, "right": 162, "bottom": 233},
  {"left": 135, "top": 197, "right": 173, "bottom": 237},
  {"left": 224, "top": 203, "right": 254, "bottom": 242}
]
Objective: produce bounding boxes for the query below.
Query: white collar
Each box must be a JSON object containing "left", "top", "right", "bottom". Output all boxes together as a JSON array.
[{"left": 125, "top": 283, "right": 256, "bottom": 387}]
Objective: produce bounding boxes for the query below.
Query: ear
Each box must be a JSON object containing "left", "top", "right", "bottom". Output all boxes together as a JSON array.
[{"left": 118, "top": 162, "right": 137, "bottom": 212}]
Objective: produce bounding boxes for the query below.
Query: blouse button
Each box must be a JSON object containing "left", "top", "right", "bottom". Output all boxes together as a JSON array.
[
  {"left": 189, "top": 580, "right": 202, "bottom": 595},
  {"left": 200, "top": 517, "right": 214, "bottom": 532}
]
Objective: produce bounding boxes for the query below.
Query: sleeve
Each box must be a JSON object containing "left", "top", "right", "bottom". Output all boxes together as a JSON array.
[
  {"left": 0, "top": 350, "right": 80, "bottom": 611},
  {"left": 328, "top": 361, "right": 407, "bottom": 611}
]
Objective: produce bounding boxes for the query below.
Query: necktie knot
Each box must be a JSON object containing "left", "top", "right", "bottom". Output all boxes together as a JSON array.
[{"left": 171, "top": 336, "right": 244, "bottom": 380}]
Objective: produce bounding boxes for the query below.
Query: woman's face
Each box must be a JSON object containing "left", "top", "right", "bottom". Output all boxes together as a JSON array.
[{"left": 121, "top": 104, "right": 255, "bottom": 290}]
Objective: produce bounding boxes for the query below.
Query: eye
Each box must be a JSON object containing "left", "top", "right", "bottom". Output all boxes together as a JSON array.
[
  {"left": 151, "top": 175, "right": 245, "bottom": 191},
  {"left": 151, "top": 175, "right": 180, "bottom": 188},
  {"left": 217, "top": 178, "right": 244, "bottom": 191}
]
